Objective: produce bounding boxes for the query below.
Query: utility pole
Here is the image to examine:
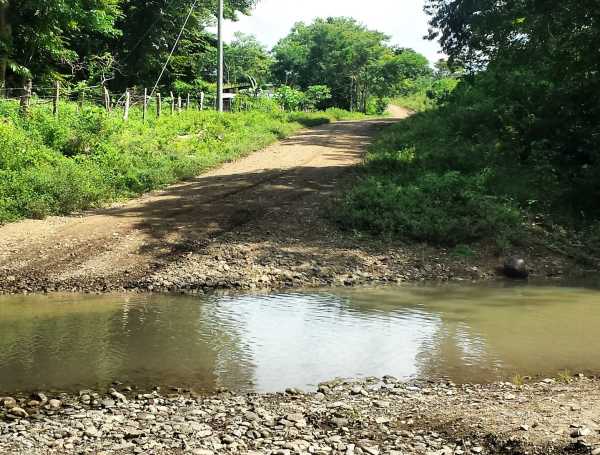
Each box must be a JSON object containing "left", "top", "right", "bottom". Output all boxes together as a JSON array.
[{"left": 217, "top": 0, "right": 224, "bottom": 112}]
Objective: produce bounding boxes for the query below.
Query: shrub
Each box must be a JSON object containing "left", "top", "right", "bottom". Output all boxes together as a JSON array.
[
  {"left": 274, "top": 86, "right": 305, "bottom": 111},
  {"left": 304, "top": 85, "right": 332, "bottom": 111},
  {"left": 339, "top": 171, "right": 521, "bottom": 245}
]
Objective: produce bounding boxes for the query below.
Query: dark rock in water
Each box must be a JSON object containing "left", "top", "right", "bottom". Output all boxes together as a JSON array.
[{"left": 503, "top": 257, "right": 529, "bottom": 279}]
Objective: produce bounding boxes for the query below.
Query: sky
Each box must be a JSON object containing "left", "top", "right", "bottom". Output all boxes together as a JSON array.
[{"left": 220, "top": 0, "right": 444, "bottom": 63}]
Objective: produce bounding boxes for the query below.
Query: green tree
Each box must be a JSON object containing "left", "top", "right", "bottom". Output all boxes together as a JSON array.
[
  {"left": 425, "top": 0, "right": 600, "bottom": 218},
  {"left": 0, "top": 0, "right": 121, "bottom": 88},
  {"left": 114, "top": 0, "right": 257, "bottom": 89},
  {"left": 225, "top": 32, "right": 272, "bottom": 88},
  {"left": 272, "top": 17, "right": 389, "bottom": 110},
  {"left": 273, "top": 18, "right": 431, "bottom": 111},
  {"left": 304, "top": 85, "right": 332, "bottom": 111}
]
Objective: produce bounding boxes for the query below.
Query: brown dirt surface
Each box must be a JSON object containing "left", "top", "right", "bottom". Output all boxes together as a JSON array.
[{"left": 0, "top": 108, "right": 573, "bottom": 294}]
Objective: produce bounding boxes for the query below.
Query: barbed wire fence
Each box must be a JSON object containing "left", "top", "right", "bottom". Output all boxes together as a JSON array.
[{"left": 2, "top": 80, "right": 215, "bottom": 121}]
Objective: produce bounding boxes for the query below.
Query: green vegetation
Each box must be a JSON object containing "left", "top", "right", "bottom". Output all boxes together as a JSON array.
[
  {"left": 557, "top": 369, "right": 573, "bottom": 384},
  {"left": 0, "top": 0, "right": 257, "bottom": 90},
  {"left": 337, "top": 112, "right": 522, "bottom": 246},
  {"left": 272, "top": 17, "right": 432, "bottom": 112},
  {"left": 510, "top": 374, "right": 526, "bottom": 387},
  {"left": 0, "top": 100, "right": 362, "bottom": 223},
  {"left": 340, "top": 1, "right": 600, "bottom": 255},
  {"left": 1, "top": 5, "right": 427, "bottom": 225}
]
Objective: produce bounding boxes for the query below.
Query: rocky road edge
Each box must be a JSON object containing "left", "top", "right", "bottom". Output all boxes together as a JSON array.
[{"left": 2, "top": 376, "right": 599, "bottom": 455}]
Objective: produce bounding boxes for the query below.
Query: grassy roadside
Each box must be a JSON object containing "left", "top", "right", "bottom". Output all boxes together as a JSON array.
[
  {"left": 0, "top": 101, "right": 365, "bottom": 224},
  {"left": 336, "top": 110, "right": 523, "bottom": 250},
  {"left": 337, "top": 99, "right": 600, "bottom": 265}
]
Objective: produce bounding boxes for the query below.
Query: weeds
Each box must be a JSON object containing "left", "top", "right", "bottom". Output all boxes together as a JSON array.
[
  {"left": 557, "top": 370, "right": 573, "bottom": 384},
  {"left": 0, "top": 100, "right": 364, "bottom": 223},
  {"left": 511, "top": 374, "right": 526, "bottom": 387},
  {"left": 337, "top": 110, "right": 524, "bottom": 246}
]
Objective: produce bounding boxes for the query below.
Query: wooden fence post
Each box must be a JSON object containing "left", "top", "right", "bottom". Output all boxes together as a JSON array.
[
  {"left": 142, "top": 88, "right": 148, "bottom": 122},
  {"left": 19, "top": 79, "right": 32, "bottom": 115},
  {"left": 200, "top": 92, "right": 204, "bottom": 110},
  {"left": 186, "top": 93, "right": 190, "bottom": 110},
  {"left": 79, "top": 89, "right": 85, "bottom": 111},
  {"left": 103, "top": 86, "right": 111, "bottom": 112},
  {"left": 123, "top": 89, "right": 130, "bottom": 121},
  {"left": 53, "top": 81, "right": 60, "bottom": 117},
  {"left": 156, "top": 92, "right": 162, "bottom": 118},
  {"left": 177, "top": 95, "right": 182, "bottom": 113},
  {"left": 170, "top": 91, "right": 175, "bottom": 115}
]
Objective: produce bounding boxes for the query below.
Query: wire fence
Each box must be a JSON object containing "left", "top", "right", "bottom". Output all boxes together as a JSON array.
[{"left": 1, "top": 82, "right": 217, "bottom": 120}]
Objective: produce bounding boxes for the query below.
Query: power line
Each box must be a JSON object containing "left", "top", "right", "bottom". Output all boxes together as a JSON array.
[{"left": 149, "top": 0, "right": 198, "bottom": 98}]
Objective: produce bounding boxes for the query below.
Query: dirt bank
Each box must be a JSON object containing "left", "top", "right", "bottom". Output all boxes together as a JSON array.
[
  {"left": 2, "top": 376, "right": 599, "bottom": 454},
  {"left": 0, "top": 109, "right": 573, "bottom": 295}
]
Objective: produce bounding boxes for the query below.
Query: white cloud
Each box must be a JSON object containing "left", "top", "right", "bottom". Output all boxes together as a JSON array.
[{"left": 219, "top": 0, "right": 444, "bottom": 63}]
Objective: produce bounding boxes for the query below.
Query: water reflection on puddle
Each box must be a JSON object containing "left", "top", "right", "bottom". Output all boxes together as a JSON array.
[{"left": 0, "top": 283, "right": 599, "bottom": 393}]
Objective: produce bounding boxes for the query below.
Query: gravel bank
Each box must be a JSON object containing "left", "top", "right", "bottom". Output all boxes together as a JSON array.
[{"left": 2, "top": 376, "right": 599, "bottom": 454}]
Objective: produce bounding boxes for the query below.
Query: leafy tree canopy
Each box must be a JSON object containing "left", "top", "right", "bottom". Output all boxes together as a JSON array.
[{"left": 272, "top": 17, "right": 429, "bottom": 110}]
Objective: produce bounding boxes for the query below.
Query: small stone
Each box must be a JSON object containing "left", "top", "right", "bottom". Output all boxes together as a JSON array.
[
  {"left": 243, "top": 411, "right": 259, "bottom": 422},
  {"left": 0, "top": 397, "right": 17, "bottom": 409},
  {"left": 285, "top": 387, "right": 303, "bottom": 395},
  {"left": 125, "top": 428, "right": 144, "bottom": 439},
  {"left": 360, "top": 445, "right": 379, "bottom": 455},
  {"left": 331, "top": 417, "right": 349, "bottom": 428},
  {"left": 101, "top": 399, "right": 116, "bottom": 408},
  {"left": 84, "top": 426, "right": 100, "bottom": 438},
  {"left": 31, "top": 392, "right": 48, "bottom": 404},
  {"left": 109, "top": 388, "right": 128, "bottom": 402},
  {"left": 221, "top": 434, "right": 235, "bottom": 444},
  {"left": 8, "top": 406, "right": 28, "bottom": 418},
  {"left": 286, "top": 413, "right": 305, "bottom": 423},
  {"left": 197, "top": 429, "right": 213, "bottom": 438},
  {"left": 373, "top": 400, "right": 390, "bottom": 408},
  {"left": 48, "top": 399, "right": 62, "bottom": 410},
  {"left": 571, "top": 427, "right": 592, "bottom": 438},
  {"left": 502, "top": 257, "right": 529, "bottom": 279}
]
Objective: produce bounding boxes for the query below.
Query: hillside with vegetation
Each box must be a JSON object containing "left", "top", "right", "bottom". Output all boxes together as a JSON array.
[{"left": 340, "top": 1, "right": 600, "bottom": 262}]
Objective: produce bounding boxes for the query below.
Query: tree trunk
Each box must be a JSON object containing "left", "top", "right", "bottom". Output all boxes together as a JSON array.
[{"left": 0, "top": 0, "right": 10, "bottom": 97}]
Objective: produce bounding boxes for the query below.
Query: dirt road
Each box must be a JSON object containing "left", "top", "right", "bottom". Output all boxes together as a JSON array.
[
  {"left": 0, "top": 110, "right": 421, "bottom": 294},
  {"left": 0, "top": 106, "right": 572, "bottom": 294}
]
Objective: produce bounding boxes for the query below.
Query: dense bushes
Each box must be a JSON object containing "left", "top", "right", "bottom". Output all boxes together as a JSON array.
[
  {"left": 338, "top": 105, "right": 523, "bottom": 246},
  {"left": 340, "top": 62, "right": 600, "bottom": 249},
  {"left": 338, "top": 171, "right": 521, "bottom": 245},
  {"left": 0, "top": 100, "right": 361, "bottom": 223},
  {"left": 340, "top": 0, "right": 600, "bottom": 250}
]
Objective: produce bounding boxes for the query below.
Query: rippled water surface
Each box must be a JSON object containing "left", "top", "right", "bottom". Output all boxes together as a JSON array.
[{"left": 1, "top": 284, "right": 599, "bottom": 393}]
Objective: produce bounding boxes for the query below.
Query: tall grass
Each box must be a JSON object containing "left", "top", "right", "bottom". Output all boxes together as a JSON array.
[
  {"left": 337, "top": 104, "right": 524, "bottom": 248},
  {"left": 0, "top": 100, "right": 362, "bottom": 223}
]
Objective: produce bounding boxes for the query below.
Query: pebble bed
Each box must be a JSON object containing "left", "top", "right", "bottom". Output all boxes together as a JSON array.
[{"left": 2, "top": 376, "right": 599, "bottom": 455}]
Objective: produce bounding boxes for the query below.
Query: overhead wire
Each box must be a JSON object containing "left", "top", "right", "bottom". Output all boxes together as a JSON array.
[{"left": 150, "top": 0, "right": 198, "bottom": 98}]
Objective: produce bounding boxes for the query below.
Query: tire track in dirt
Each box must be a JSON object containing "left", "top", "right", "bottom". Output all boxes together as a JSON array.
[{"left": 0, "top": 111, "right": 410, "bottom": 293}]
